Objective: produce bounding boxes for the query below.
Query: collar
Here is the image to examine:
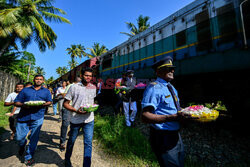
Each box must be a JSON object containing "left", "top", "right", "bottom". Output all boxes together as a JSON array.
[
  {"left": 31, "top": 85, "right": 44, "bottom": 90},
  {"left": 156, "top": 77, "right": 170, "bottom": 86}
]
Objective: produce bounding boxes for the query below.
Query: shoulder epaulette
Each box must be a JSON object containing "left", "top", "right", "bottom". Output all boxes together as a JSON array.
[{"left": 150, "top": 82, "right": 157, "bottom": 85}]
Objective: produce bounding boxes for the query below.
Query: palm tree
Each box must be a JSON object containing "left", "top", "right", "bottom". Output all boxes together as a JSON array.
[
  {"left": 0, "top": 0, "right": 71, "bottom": 56},
  {"left": 35, "top": 66, "right": 45, "bottom": 75},
  {"left": 56, "top": 66, "right": 63, "bottom": 76},
  {"left": 21, "top": 51, "right": 36, "bottom": 81},
  {"left": 120, "top": 15, "right": 150, "bottom": 37},
  {"left": 46, "top": 76, "right": 54, "bottom": 84},
  {"left": 61, "top": 66, "right": 68, "bottom": 75},
  {"left": 87, "top": 43, "right": 108, "bottom": 58},
  {"left": 68, "top": 59, "right": 78, "bottom": 70},
  {"left": 66, "top": 44, "right": 87, "bottom": 63}
]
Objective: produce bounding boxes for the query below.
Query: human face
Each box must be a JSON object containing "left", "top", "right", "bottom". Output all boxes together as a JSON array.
[
  {"left": 33, "top": 76, "right": 44, "bottom": 86},
  {"left": 62, "top": 81, "right": 67, "bottom": 87},
  {"left": 157, "top": 67, "right": 175, "bottom": 82},
  {"left": 83, "top": 71, "right": 93, "bottom": 83},
  {"left": 15, "top": 84, "right": 24, "bottom": 93}
]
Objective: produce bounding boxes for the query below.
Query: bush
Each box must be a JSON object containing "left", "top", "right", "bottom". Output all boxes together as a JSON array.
[
  {"left": 0, "top": 101, "right": 11, "bottom": 134},
  {"left": 94, "top": 114, "right": 158, "bottom": 167}
]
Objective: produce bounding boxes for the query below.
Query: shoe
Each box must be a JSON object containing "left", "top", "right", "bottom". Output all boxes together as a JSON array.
[
  {"left": 24, "top": 158, "right": 35, "bottom": 166},
  {"left": 58, "top": 119, "right": 62, "bottom": 123},
  {"left": 59, "top": 144, "right": 66, "bottom": 151},
  {"left": 19, "top": 144, "right": 26, "bottom": 156}
]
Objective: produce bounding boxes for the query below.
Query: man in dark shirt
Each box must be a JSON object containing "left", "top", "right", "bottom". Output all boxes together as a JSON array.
[{"left": 14, "top": 75, "right": 52, "bottom": 166}]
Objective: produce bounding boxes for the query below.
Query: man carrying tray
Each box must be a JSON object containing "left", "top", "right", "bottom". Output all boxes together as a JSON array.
[
  {"left": 141, "top": 56, "right": 195, "bottom": 167},
  {"left": 63, "top": 68, "right": 96, "bottom": 167},
  {"left": 14, "top": 75, "right": 52, "bottom": 166}
]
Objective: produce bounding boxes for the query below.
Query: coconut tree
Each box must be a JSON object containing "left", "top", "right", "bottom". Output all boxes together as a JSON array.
[
  {"left": 35, "top": 66, "right": 45, "bottom": 75},
  {"left": 46, "top": 76, "right": 54, "bottom": 84},
  {"left": 87, "top": 42, "right": 108, "bottom": 58},
  {"left": 66, "top": 44, "right": 87, "bottom": 63},
  {"left": 61, "top": 66, "right": 68, "bottom": 75},
  {"left": 68, "top": 59, "right": 78, "bottom": 70},
  {"left": 0, "top": 0, "right": 71, "bottom": 56},
  {"left": 56, "top": 66, "right": 63, "bottom": 76},
  {"left": 120, "top": 15, "right": 150, "bottom": 37},
  {"left": 21, "top": 51, "right": 36, "bottom": 81}
]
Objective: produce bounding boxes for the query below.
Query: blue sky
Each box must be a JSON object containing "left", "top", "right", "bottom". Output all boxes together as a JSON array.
[{"left": 25, "top": 0, "right": 194, "bottom": 79}]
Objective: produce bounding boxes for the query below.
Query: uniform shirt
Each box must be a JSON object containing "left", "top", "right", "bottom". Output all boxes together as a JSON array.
[
  {"left": 5, "top": 92, "right": 21, "bottom": 114},
  {"left": 14, "top": 86, "right": 52, "bottom": 121},
  {"left": 141, "top": 77, "right": 180, "bottom": 131},
  {"left": 64, "top": 82, "right": 96, "bottom": 124}
]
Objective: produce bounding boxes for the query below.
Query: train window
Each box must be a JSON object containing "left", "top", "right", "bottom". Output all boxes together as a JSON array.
[
  {"left": 102, "top": 55, "right": 112, "bottom": 70},
  {"left": 195, "top": 9, "right": 212, "bottom": 51},
  {"left": 176, "top": 30, "right": 186, "bottom": 47},
  {"left": 217, "top": 3, "right": 237, "bottom": 45}
]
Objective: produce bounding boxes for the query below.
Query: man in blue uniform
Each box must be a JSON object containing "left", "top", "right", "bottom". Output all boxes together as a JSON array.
[{"left": 141, "top": 56, "right": 193, "bottom": 167}]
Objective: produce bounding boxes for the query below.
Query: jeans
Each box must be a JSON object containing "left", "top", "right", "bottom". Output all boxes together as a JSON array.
[
  {"left": 58, "top": 100, "right": 64, "bottom": 119},
  {"left": 60, "top": 108, "right": 70, "bottom": 145},
  {"left": 16, "top": 118, "right": 44, "bottom": 160},
  {"left": 65, "top": 120, "right": 94, "bottom": 167},
  {"left": 53, "top": 102, "right": 58, "bottom": 115}
]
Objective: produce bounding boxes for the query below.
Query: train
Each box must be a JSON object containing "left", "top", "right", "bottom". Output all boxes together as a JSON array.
[{"left": 54, "top": 0, "right": 250, "bottom": 127}]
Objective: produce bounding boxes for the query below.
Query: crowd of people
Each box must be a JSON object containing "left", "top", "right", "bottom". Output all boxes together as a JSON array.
[{"left": 4, "top": 56, "right": 196, "bottom": 167}]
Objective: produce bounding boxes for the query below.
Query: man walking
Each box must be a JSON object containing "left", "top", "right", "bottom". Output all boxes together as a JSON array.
[
  {"left": 56, "top": 81, "right": 67, "bottom": 122},
  {"left": 141, "top": 57, "right": 194, "bottom": 167},
  {"left": 123, "top": 70, "right": 137, "bottom": 127},
  {"left": 59, "top": 77, "right": 81, "bottom": 151},
  {"left": 4, "top": 83, "right": 24, "bottom": 140},
  {"left": 14, "top": 75, "right": 52, "bottom": 166},
  {"left": 63, "top": 68, "right": 96, "bottom": 167}
]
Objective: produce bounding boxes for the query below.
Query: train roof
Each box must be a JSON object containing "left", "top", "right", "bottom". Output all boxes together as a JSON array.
[{"left": 101, "top": 0, "right": 207, "bottom": 57}]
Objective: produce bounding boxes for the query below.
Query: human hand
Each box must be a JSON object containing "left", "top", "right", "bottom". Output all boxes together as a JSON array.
[
  {"left": 76, "top": 107, "right": 87, "bottom": 114},
  {"left": 177, "top": 112, "right": 199, "bottom": 120}
]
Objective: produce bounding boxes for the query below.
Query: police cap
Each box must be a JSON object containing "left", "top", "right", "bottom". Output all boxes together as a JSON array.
[{"left": 152, "top": 56, "right": 176, "bottom": 70}]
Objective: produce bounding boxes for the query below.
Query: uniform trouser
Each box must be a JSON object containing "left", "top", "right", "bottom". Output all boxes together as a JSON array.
[
  {"left": 60, "top": 108, "right": 70, "bottom": 145},
  {"left": 65, "top": 121, "right": 94, "bottom": 167},
  {"left": 150, "top": 127, "right": 184, "bottom": 167},
  {"left": 58, "top": 100, "right": 64, "bottom": 119},
  {"left": 123, "top": 101, "right": 137, "bottom": 126},
  {"left": 16, "top": 118, "right": 44, "bottom": 160}
]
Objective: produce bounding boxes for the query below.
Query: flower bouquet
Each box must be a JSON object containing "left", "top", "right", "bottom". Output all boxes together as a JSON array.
[
  {"left": 135, "top": 83, "right": 147, "bottom": 89},
  {"left": 24, "top": 101, "right": 46, "bottom": 106},
  {"left": 81, "top": 104, "right": 99, "bottom": 113},
  {"left": 181, "top": 105, "right": 219, "bottom": 122}
]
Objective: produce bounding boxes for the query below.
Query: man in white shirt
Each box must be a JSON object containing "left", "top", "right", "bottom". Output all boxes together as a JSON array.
[
  {"left": 4, "top": 83, "right": 24, "bottom": 140},
  {"left": 56, "top": 81, "right": 67, "bottom": 122},
  {"left": 63, "top": 68, "right": 96, "bottom": 167}
]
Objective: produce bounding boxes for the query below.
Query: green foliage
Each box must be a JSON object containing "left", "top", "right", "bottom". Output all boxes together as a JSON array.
[
  {"left": 94, "top": 114, "right": 158, "bottom": 167},
  {"left": 0, "top": 101, "right": 11, "bottom": 135},
  {"left": 121, "top": 15, "right": 150, "bottom": 37},
  {"left": 187, "top": 101, "right": 227, "bottom": 111},
  {"left": 46, "top": 76, "right": 54, "bottom": 84},
  {"left": 0, "top": 0, "right": 71, "bottom": 55},
  {"left": 87, "top": 42, "right": 108, "bottom": 58}
]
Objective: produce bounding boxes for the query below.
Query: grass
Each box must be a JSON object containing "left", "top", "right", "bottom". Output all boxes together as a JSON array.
[
  {"left": 94, "top": 114, "right": 159, "bottom": 167},
  {"left": 0, "top": 101, "right": 11, "bottom": 134}
]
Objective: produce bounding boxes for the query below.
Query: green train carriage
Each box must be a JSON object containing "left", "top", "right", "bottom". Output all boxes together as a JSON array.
[{"left": 99, "top": 0, "right": 250, "bottom": 126}]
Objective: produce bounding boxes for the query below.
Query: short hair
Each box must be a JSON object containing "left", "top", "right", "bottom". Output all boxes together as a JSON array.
[
  {"left": 82, "top": 68, "right": 93, "bottom": 75},
  {"left": 34, "top": 74, "right": 44, "bottom": 79},
  {"left": 16, "top": 83, "right": 24, "bottom": 87},
  {"left": 25, "top": 82, "right": 33, "bottom": 87}
]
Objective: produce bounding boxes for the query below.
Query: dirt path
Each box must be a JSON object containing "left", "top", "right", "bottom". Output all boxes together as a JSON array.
[{"left": 0, "top": 107, "right": 124, "bottom": 167}]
